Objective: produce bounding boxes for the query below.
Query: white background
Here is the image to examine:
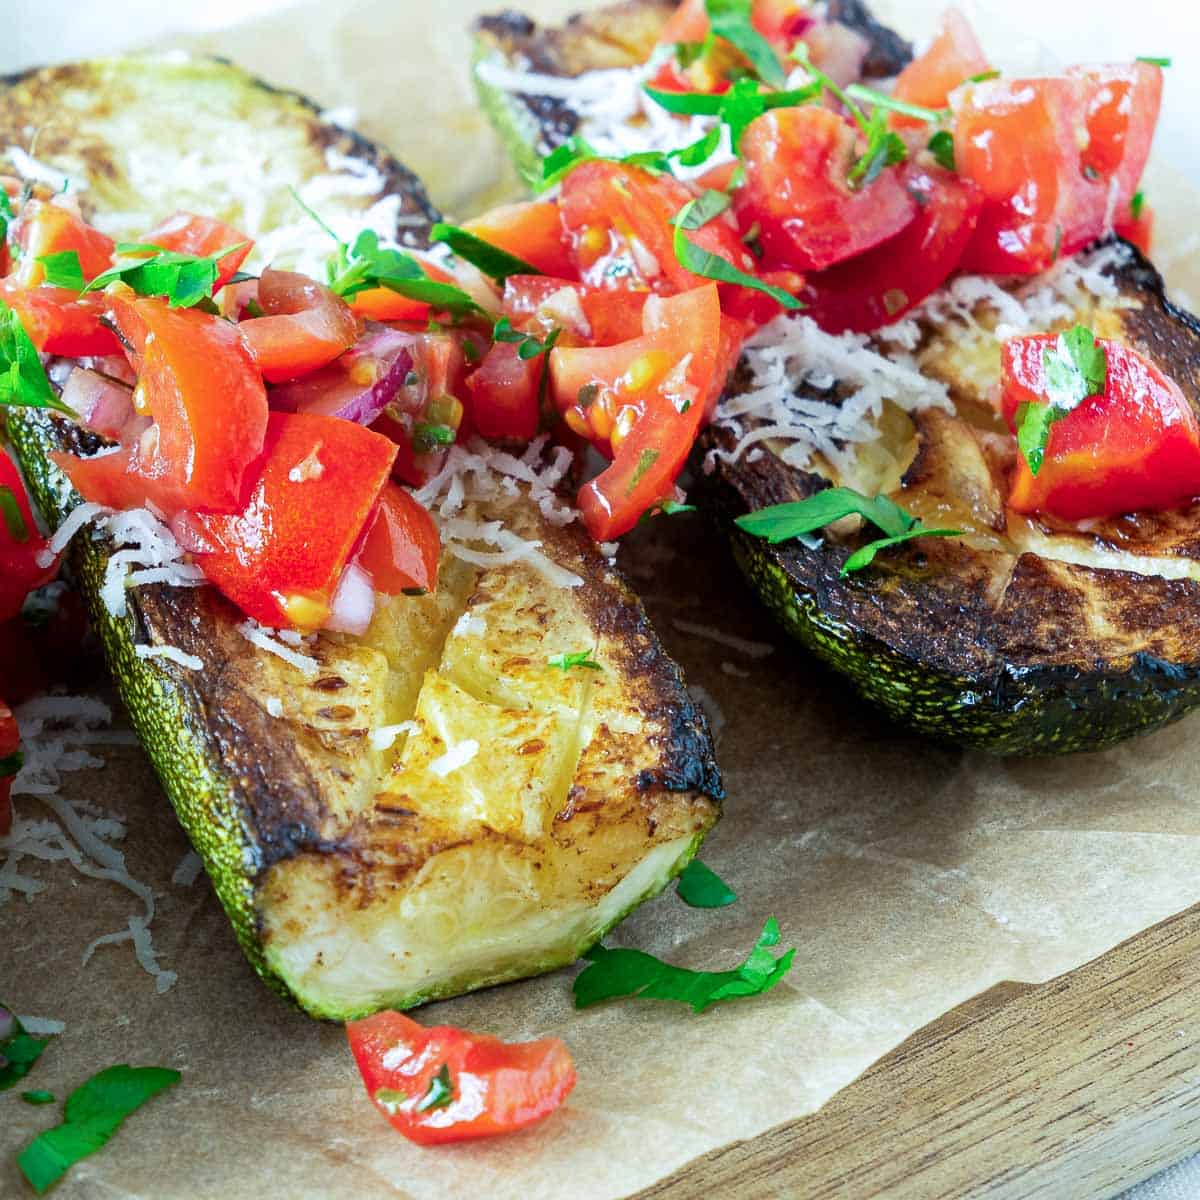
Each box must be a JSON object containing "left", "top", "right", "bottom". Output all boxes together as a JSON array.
[{"left": 4, "top": 2, "right": 1200, "bottom": 1197}]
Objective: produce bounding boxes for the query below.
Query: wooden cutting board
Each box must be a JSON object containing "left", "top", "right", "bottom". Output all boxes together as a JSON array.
[{"left": 645, "top": 902, "right": 1200, "bottom": 1198}]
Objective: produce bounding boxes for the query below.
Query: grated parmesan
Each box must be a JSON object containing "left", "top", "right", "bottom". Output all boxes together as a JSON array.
[
  {"left": 452, "top": 612, "right": 487, "bottom": 639},
  {"left": 371, "top": 721, "right": 420, "bottom": 752},
  {"left": 237, "top": 620, "right": 320, "bottom": 677},
  {"left": 1, "top": 695, "right": 176, "bottom": 994},
  {"left": 673, "top": 619, "right": 775, "bottom": 659},
  {"left": 430, "top": 739, "right": 480, "bottom": 777},
  {"left": 171, "top": 851, "right": 204, "bottom": 887},
  {"left": 135, "top": 644, "right": 203, "bottom": 671}
]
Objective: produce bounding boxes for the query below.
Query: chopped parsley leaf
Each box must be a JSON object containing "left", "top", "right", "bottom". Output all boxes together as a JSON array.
[
  {"left": 845, "top": 82, "right": 949, "bottom": 124},
  {"left": 36, "top": 250, "right": 85, "bottom": 291},
  {"left": 705, "top": 0, "right": 786, "bottom": 88},
  {"left": 82, "top": 241, "right": 248, "bottom": 309},
  {"left": 22, "top": 1090, "right": 55, "bottom": 1106},
  {"left": 548, "top": 649, "right": 602, "bottom": 672},
  {"left": 927, "top": 129, "right": 956, "bottom": 173},
  {"left": 1136, "top": 56, "right": 1171, "bottom": 67},
  {"left": 1131, "top": 191, "right": 1146, "bottom": 221},
  {"left": 735, "top": 486, "right": 960, "bottom": 576},
  {"left": 18, "top": 1064, "right": 181, "bottom": 1195},
  {"left": 492, "top": 316, "right": 561, "bottom": 359},
  {"left": 430, "top": 223, "right": 542, "bottom": 282},
  {"left": 676, "top": 859, "right": 737, "bottom": 908},
  {"left": 0, "top": 1009, "right": 49, "bottom": 1091},
  {"left": 573, "top": 916, "right": 794, "bottom": 1012},
  {"left": 414, "top": 1065, "right": 454, "bottom": 1113},
  {"left": 0, "top": 301, "right": 75, "bottom": 416}
]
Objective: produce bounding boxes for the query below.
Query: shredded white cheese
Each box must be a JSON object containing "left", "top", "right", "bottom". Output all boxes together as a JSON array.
[
  {"left": 17, "top": 1016, "right": 66, "bottom": 1036},
  {"left": 1, "top": 695, "right": 176, "bottom": 994},
  {"left": 452, "top": 612, "right": 487, "bottom": 639},
  {"left": 264, "top": 696, "right": 284, "bottom": 718},
  {"left": 672, "top": 619, "right": 775, "bottom": 659},
  {"left": 135, "top": 644, "right": 203, "bottom": 671},
  {"left": 171, "top": 850, "right": 204, "bottom": 887},
  {"left": 5, "top": 145, "right": 82, "bottom": 193},
  {"left": 237, "top": 620, "right": 320, "bottom": 678},
  {"left": 429, "top": 739, "right": 480, "bottom": 778},
  {"left": 371, "top": 721, "right": 420, "bottom": 752}
]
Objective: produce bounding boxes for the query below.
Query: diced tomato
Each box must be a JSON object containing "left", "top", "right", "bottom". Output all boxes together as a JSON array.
[
  {"left": 346, "top": 1011, "right": 575, "bottom": 1146},
  {"left": 502, "top": 275, "right": 650, "bottom": 346},
  {"left": 1063, "top": 63, "right": 1163, "bottom": 253},
  {"left": 551, "top": 284, "right": 722, "bottom": 539},
  {"left": 239, "top": 269, "right": 359, "bottom": 383},
  {"left": 464, "top": 200, "right": 576, "bottom": 279},
  {"left": 654, "top": 0, "right": 810, "bottom": 83},
  {"left": 464, "top": 340, "right": 544, "bottom": 442},
  {"left": 560, "top": 160, "right": 757, "bottom": 294},
  {"left": 56, "top": 299, "right": 268, "bottom": 514},
  {"left": 0, "top": 700, "right": 18, "bottom": 837},
  {"left": 138, "top": 211, "right": 253, "bottom": 289},
  {"left": 348, "top": 259, "right": 457, "bottom": 323},
  {"left": 0, "top": 447, "right": 57, "bottom": 623},
  {"left": 802, "top": 164, "right": 982, "bottom": 332},
  {"left": 1001, "top": 334, "right": 1200, "bottom": 520},
  {"left": 735, "top": 107, "right": 917, "bottom": 272},
  {"left": 890, "top": 9, "right": 989, "bottom": 129},
  {"left": 15, "top": 201, "right": 114, "bottom": 287},
  {"left": 1117, "top": 202, "right": 1154, "bottom": 256},
  {"left": 0, "top": 591, "right": 88, "bottom": 707},
  {"left": 355, "top": 483, "right": 439, "bottom": 595},
  {"left": 0, "top": 281, "right": 122, "bottom": 357},
  {"left": 191, "top": 411, "right": 397, "bottom": 629}
]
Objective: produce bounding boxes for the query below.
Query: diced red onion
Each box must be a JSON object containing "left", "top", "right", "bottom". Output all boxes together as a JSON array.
[
  {"left": 805, "top": 22, "right": 870, "bottom": 88},
  {"left": 269, "top": 331, "right": 413, "bottom": 426},
  {"left": 61, "top": 368, "right": 135, "bottom": 440},
  {"left": 325, "top": 562, "right": 375, "bottom": 635}
]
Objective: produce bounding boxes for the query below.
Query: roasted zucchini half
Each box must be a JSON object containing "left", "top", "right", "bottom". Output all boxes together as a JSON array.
[
  {"left": 472, "top": 0, "right": 912, "bottom": 183},
  {"left": 2, "top": 56, "right": 720, "bottom": 1019}
]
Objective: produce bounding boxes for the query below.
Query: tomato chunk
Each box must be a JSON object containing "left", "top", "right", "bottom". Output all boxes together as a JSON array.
[
  {"left": 560, "top": 160, "right": 756, "bottom": 294},
  {"left": 138, "top": 211, "right": 253, "bottom": 289},
  {"left": 15, "top": 201, "right": 114, "bottom": 287},
  {"left": 464, "top": 200, "right": 576, "bottom": 279},
  {"left": 465, "top": 340, "right": 544, "bottom": 442},
  {"left": 0, "top": 281, "right": 122, "bottom": 357},
  {"left": 890, "top": 9, "right": 989, "bottom": 129},
  {"left": 355, "top": 483, "right": 440, "bottom": 595},
  {"left": 0, "top": 447, "right": 57, "bottom": 623},
  {"left": 1001, "top": 335, "right": 1200, "bottom": 520},
  {"left": 346, "top": 1011, "right": 575, "bottom": 1146},
  {"left": 239, "top": 269, "right": 359, "bottom": 383},
  {"left": 191, "top": 411, "right": 397, "bottom": 629},
  {"left": 551, "top": 284, "right": 722, "bottom": 539},
  {"left": 503, "top": 275, "right": 649, "bottom": 346},
  {"left": 736, "top": 107, "right": 917, "bottom": 272},
  {"left": 802, "top": 164, "right": 982, "bottom": 332},
  {"left": 0, "top": 699, "right": 18, "bottom": 837}
]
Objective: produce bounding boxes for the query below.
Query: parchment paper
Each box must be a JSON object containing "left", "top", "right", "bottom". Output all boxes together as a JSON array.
[{"left": 4, "top": 3, "right": 1200, "bottom": 1197}]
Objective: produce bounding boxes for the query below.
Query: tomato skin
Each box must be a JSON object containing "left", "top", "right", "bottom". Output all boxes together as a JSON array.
[
  {"left": 464, "top": 200, "right": 576, "bottom": 279},
  {"left": 0, "top": 281, "right": 122, "bottom": 357},
  {"left": 355, "top": 483, "right": 440, "bottom": 595},
  {"left": 464, "top": 340, "right": 544, "bottom": 442},
  {"left": 1001, "top": 335, "right": 1200, "bottom": 521},
  {"left": 557, "top": 284, "right": 722, "bottom": 539},
  {"left": 346, "top": 1011, "right": 575, "bottom": 1146},
  {"left": 239, "top": 269, "right": 359, "bottom": 383},
  {"left": 890, "top": 9, "right": 989, "bottom": 129},
  {"left": 1117, "top": 204, "right": 1154, "bottom": 256},
  {"left": 736, "top": 107, "right": 917, "bottom": 272},
  {"left": 0, "top": 699, "right": 18, "bottom": 837},
  {"left": 0, "top": 447, "right": 57, "bottom": 623},
  {"left": 802, "top": 164, "right": 982, "bottom": 333},
  {"left": 15, "top": 201, "right": 114, "bottom": 287},
  {"left": 138, "top": 211, "right": 253, "bottom": 289},
  {"left": 560, "top": 160, "right": 756, "bottom": 295},
  {"left": 191, "top": 412, "right": 397, "bottom": 629}
]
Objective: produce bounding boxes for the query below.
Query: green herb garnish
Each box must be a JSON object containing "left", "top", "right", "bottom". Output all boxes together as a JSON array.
[
  {"left": 573, "top": 916, "right": 794, "bottom": 1012},
  {"left": 735, "top": 486, "right": 960, "bottom": 575},
  {"left": 414, "top": 1065, "right": 454, "bottom": 1113},
  {"left": 0, "top": 750, "right": 24, "bottom": 777},
  {"left": 1136, "top": 56, "right": 1172, "bottom": 67},
  {"left": 372, "top": 1087, "right": 408, "bottom": 1115},
  {"left": 492, "top": 316, "right": 561, "bottom": 360},
  {"left": 676, "top": 859, "right": 737, "bottom": 908},
  {"left": 0, "top": 484, "right": 30, "bottom": 542},
  {"left": 18, "top": 1064, "right": 181, "bottom": 1196},
  {"left": 1131, "top": 191, "right": 1146, "bottom": 221},
  {"left": 0, "top": 1009, "right": 49, "bottom": 1091},
  {"left": 705, "top": 0, "right": 786, "bottom": 87},
  {"left": 22, "top": 1090, "right": 55, "bottom": 1105},
  {"left": 412, "top": 422, "right": 457, "bottom": 453},
  {"left": 0, "top": 189, "right": 12, "bottom": 242},
  {"left": 672, "top": 199, "right": 802, "bottom": 308},
  {"left": 430, "top": 223, "right": 542, "bottom": 282},
  {"left": 627, "top": 447, "right": 661, "bottom": 494},
  {"left": 1016, "top": 324, "right": 1108, "bottom": 475},
  {"left": 927, "top": 130, "right": 956, "bottom": 172},
  {"left": 548, "top": 649, "right": 602, "bottom": 672},
  {"left": 36, "top": 250, "right": 86, "bottom": 291},
  {"left": 0, "top": 301, "right": 75, "bottom": 415},
  {"left": 848, "top": 106, "right": 909, "bottom": 188},
  {"left": 844, "top": 83, "right": 949, "bottom": 124},
  {"left": 81, "top": 241, "right": 247, "bottom": 308}
]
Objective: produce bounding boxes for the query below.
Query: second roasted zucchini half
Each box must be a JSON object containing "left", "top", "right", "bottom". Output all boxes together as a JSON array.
[
  {"left": 2, "top": 56, "right": 720, "bottom": 1019},
  {"left": 474, "top": 3, "right": 1200, "bottom": 755}
]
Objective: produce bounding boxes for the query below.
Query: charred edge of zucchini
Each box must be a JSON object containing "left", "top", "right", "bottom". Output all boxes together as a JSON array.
[
  {"left": 697, "top": 238, "right": 1200, "bottom": 756},
  {"left": 7, "top": 406, "right": 288, "bottom": 998}
]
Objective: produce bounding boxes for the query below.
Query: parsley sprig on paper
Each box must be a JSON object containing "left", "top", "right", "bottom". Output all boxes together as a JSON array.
[{"left": 736, "top": 486, "right": 961, "bottom": 575}]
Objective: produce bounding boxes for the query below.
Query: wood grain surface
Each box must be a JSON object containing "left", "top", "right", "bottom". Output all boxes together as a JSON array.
[{"left": 643, "top": 903, "right": 1200, "bottom": 1199}]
